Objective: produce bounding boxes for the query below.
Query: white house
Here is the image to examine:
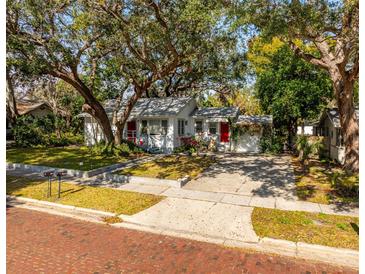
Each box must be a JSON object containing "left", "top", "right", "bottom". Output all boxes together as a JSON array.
[
  {"left": 313, "top": 108, "right": 359, "bottom": 164},
  {"left": 82, "top": 97, "right": 273, "bottom": 154}
]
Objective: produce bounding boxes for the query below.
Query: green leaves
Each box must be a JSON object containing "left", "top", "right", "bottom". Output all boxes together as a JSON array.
[{"left": 252, "top": 38, "right": 332, "bottom": 134}]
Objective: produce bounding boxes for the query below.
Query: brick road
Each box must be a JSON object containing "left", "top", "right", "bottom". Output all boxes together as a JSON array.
[{"left": 7, "top": 207, "right": 357, "bottom": 274}]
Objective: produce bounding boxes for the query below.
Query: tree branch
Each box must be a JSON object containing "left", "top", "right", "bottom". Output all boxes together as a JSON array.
[{"left": 289, "top": 41, "right": 329, "bottom": 69}]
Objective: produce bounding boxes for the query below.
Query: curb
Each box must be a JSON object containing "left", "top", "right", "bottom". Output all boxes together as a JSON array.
[
  {"left": 111, "top": 221, "right": 358, "bottom": 269},
  {"left": 97, "top": 173, "right": 188, "bottom": 188},
  {"left": 6, "top": 157, "right": 151, "bottom": 179},
  {"left": 6, "top": 195, "right": 116, "bottom": 220},
  {"left": 6, "top": 196, "right": 358, "bottom": 268}
]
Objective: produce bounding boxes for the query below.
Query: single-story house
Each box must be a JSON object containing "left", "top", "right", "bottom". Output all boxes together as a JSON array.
[
  {"left": 313, "top": 108, "right": 359, "bottom": 164},
  {"left": 82, "top": 97, "right": 273, "bottom": 154}
]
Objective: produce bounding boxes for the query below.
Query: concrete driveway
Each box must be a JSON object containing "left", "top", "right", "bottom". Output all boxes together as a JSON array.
[
  {"left": 184, "top": 154, "right": 297, "bottom": 200},
  {"left": 122, "top": 197, "right": 259, "bottom": 243}
]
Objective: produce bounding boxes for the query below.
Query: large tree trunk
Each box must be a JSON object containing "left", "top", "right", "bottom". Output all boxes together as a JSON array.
[
  {"left": 51, "top": 71, "right": 114, "bottom": 144},
  {"left": 82, "top": 100, "right": 114, "bottom": 144},
  {"left": 114, "top": 86, "right": 145, "bottom": 145},
  {"left": 6, "top": 70, "right": 18, "bottom": 123},
  {"left": 330, "top": 69, "right": 359, "bottom": 172}
]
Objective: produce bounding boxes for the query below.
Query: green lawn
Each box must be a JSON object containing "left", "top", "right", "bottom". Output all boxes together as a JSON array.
[
  {"left": 292, "top": 157, "right": 359, "bottom": 205},
  {"left": 7, "top": 175, "right": 163, "bottom": 215},
  {"left": 6, "top": 146, "right": 141, "bottom": 171},
  {"left": 116, "top": 154, "right": 215, "bottom": 180},
  {"left": 252, "top": 207, "right": 359, "bottom": 250}
]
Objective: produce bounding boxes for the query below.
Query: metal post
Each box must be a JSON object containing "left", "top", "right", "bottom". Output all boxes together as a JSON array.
[
  {"left": 43, "top": 170, "right": 54, "bottom": 198},
  {"left": 48, "top": 176, "right": 52, "bottom": 197},
  {"left": 58, "top": 174, "right": 61, "bottom": 198},
  {"left": 55, "top": 170, "right": 67, "bottom": 199}
]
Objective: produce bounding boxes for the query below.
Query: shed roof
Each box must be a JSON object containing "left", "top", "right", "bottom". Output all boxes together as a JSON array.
[
  {"left": 325, "top": 108, "right": 359, "bottom": 128},
  {"left": 191, "top": 107, "right": 239, "bottom": 118},
  {"left": 236, "top": 115, "right": 273, "bottom": 125}
]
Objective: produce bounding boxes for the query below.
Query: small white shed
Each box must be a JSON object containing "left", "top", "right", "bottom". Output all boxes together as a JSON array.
[{"left": 234, "top": 115, "right": 273, "bottom": 153}]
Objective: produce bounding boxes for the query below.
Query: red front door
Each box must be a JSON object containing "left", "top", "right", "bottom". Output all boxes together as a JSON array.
[
  {"left": 220, "top": 122, "right": 229, "bottom": 143},
  {"left": 127, "top": 121, "right": 137, "bottom": 143}
]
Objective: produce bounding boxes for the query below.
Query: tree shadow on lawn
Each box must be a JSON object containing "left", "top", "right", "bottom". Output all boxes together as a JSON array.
[
  {"left": 7, "top": 146, "right": 131, "bottom": 171},
  {"left": 121, "top": 155, "right": 213, "bottom": 180},
  {"left": 351, "top": 223, "right": 359, "bottom": 235},
  {"left": 6, "top": 175, "right": 86, "bottom": 199},
  {"left": 293, "top": 158, "right": 358, "bottom": 211}
]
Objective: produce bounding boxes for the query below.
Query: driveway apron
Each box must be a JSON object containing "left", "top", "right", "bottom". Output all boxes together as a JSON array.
[{"left": 122, "top": 197, "right": 259, "bottom": 243}]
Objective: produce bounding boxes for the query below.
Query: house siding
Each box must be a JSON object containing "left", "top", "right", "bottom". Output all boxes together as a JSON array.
[
  {"left": 82, "top": 98, "right": 272, "bottom": 154},
  {"left": 319, "top": 114, "right": 345, "bottom": 164}
]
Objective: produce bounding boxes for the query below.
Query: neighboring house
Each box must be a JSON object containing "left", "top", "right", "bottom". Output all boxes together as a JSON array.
[
  {"left": 81, "top": 97, "right": 273, "bottom": 154},
  {"left": 313, "top": 108, "right": 359, "bottom": 164},
  {"left": 6, "top": 100, "right": 52, "bottom": 139},
  {"left": 16, "top": 100, "right": 52, "bottom": 118}
]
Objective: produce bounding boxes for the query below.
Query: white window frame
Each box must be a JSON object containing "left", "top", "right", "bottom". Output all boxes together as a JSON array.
[
  {"left": 208, "top": 122, "right": 218, "bottom": 135},
  {"left": 178, "top": 119, "right": 185, "bottom": 136},
  {"left": 142, "top": 119, "right": 168, "bottom": 135}
]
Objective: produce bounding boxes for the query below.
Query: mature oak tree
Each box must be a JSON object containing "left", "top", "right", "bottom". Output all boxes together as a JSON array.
[
  {"left": 91, "top": 0, "right": 230, "bottom": 144},
  {"left": 233, "top": 0, "right": 359, "bottom": 171},
  {"left": 7, "top": 0, "right": 226, "bottom": 145},
  {"left": 7, "top": 0, "right": 116, "bottom": 143}
]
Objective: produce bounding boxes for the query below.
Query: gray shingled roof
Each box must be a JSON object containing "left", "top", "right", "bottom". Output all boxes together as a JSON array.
[
  {"left": 326, "top": 108, "right": 359, "bottom": 128},
  {"left": 236, "top": 115, "right": 273, "bottom": 125},
  {"left": 105, "top": 97, "right": 193, "bottom": 118},
  {"left": 191, "top": 107, "right": 239, "bottom": 118}
]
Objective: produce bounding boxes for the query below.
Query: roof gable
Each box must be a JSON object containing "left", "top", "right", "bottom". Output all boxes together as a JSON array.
[{"left": 320, "top": 108, "right": 359, "bottom": 128}]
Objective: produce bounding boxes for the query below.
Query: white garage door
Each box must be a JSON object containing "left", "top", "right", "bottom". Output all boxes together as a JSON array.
[{"left": 235, "top": 131, "right": 261, "bottom": 153}]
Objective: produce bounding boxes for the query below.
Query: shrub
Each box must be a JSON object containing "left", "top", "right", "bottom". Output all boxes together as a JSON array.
[
  {"left": 12, "top": 116, "right": 44, "bottom": 147},
  {"left": 120, "top": 139, "right": 145, "bottom": 153},
  {"left": 174, "top": 136, "right": 203, "bottom": 154},
  {"left": 12, "top": 115, "right": 83, "bottom": 148},
  {"left": 115, "top": 143, "right": 131, "bottom": 157},
  {"left": 48, "top": 132, "right": 84, "bottom": 147},
  {"left": 259, "top": 131, "right": 284, "bottom": 154},
  {"left": 295, "top": 135, "right": 324, "bottom": 164}
]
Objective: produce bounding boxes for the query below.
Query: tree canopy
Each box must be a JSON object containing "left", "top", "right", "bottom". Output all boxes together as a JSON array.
[
  {"left": 249, "top": 37, "right": 333, "bottom": 145},
  {"left": 7, "top": 0, "right": 243, "bottom": 144},
  {"left": 232, "top": 0, "right": 359, "bottom": 171}
]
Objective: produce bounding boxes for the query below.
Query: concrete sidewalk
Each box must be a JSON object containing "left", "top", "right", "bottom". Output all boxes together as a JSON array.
[{"left": 7, "top": 169, "right": 358, "bottom": 217}]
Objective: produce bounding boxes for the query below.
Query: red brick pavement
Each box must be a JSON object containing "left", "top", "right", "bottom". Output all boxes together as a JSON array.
[{"left": 7, "top": 207, "right": 357, "bottom": 274}]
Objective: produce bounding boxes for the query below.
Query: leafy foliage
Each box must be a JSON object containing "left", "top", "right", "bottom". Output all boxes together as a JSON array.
[
  {"left": 251, "top": 38, "right": 332, "bottom": 145},
  {"left": 295, "top": 135, "right": 324, "bottom": 166},
  {"left": 199, "top": 87, "right": 262, "bottom": 115},
  {"left": 259, "top": 129, "right": 285, "bottom": 154},
  {"left": 12, "top": 115, "right": 83, "bottom": 147}
]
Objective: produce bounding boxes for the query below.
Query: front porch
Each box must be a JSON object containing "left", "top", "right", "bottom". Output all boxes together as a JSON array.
[{"left": 124, "top": 119, "right": 174, "bottom": 153}]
